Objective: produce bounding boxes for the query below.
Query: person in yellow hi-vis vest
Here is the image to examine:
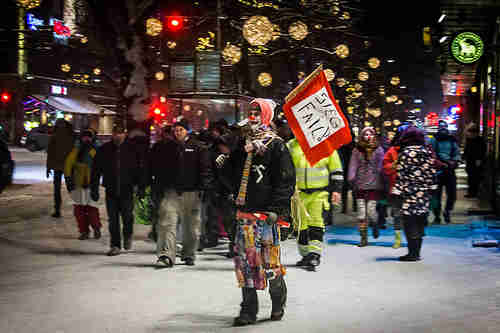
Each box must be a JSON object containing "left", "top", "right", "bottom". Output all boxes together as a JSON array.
[{"left": 287, "top": 138, "right": 343, "bottom": 271}]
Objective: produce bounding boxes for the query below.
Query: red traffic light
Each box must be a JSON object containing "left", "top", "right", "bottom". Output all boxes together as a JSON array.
[
  {"left": 1, "top": 92, "right": 11, "bottom": 103},
  {"left": 166, "top": 16, "right": 183, "bottom": 31}
]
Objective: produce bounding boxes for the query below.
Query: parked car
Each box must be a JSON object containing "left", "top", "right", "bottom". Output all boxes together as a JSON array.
[{"left": 21, "top": 125, "right": 53, "bottom": 152}]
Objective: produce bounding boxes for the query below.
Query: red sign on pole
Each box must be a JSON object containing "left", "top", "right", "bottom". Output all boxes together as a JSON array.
[{"left": 283, "top": 65, "right": 352, "bottom": 166}]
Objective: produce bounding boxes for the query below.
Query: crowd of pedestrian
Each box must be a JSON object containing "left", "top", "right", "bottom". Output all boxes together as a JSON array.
[{"left": 34, "top": 98, "right": 485, "bottom": 327}]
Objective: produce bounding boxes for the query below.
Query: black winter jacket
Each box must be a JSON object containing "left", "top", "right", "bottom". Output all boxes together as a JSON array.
[
  {"left": 91, "top": 139, "right": 146, "bottom": 196},
  {"left": 229, "top": 136, "right": 295, "bottom": 216},
  {"left": 149, "top": 136, "right": 214, "bottom": 193}
]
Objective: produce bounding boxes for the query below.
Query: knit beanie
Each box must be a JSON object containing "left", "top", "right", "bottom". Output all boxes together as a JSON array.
[{"left": 249, "top": 98, "right": 276, "bottom": 126}]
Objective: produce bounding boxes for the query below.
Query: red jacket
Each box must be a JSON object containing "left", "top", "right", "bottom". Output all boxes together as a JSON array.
[{"left": 383, "top": 146, "right": 399, "bottom": 193}]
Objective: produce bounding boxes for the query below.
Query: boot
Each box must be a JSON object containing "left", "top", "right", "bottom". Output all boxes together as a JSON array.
[
  {"left": 443, "top": 210, "right": 451, "bottom": 224},
  {"left": 305, "top": 253, "right": 321, "bottom": 271},
  {"left": 399, "top": 238, "right": 420, "bottom": 261},
  {"left": 372, "top": 224, "right": 379, "bottom": 239},
  {"left": 269, "top": 276, "right": 287, "bottom": 321},
  {"left": 358, "top": 229, "right": 368, "bottom": 247},
  {"left": 233, "top": 288, "right": 258, "bottom": 326},
  {"left": 416, "top": 238, "right": 423, "bottom": 260},
  {"left": 296, "top": 256, "right": 310, "bottom": 267},
  {"left": 392, "top": 230, "right": 401, "bottom": 249},
  {"left": 78, "top": 232, "right": 90, "bottom": 240}
]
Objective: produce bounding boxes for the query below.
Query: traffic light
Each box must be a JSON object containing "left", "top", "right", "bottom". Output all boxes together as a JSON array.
[
  {"left": 166, "top": 16, "right": 184, "bottom": 32},
  {"left": 1, "top": 92, "right": 11, "bottom": 103}
]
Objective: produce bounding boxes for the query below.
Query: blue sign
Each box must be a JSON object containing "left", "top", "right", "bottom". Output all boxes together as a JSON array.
[{"left": 27, "top": 13, "right": 44, "bottom": 31}]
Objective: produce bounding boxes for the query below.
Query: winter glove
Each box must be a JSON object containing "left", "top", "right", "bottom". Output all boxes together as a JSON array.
[
  {"left": 65, "top": 176, "right": 75, "bottom": 192},
  {"left": 215, "top": 154, "right": 228, "bottom": 168},
  {"left": 46, "top": 169, "right": 52, "bottom": 179},
  {"left": 264, "top": 211, "right": 278, "bottom": 225},
  {"left": 90, "top": 187, "right": 99, "bottom": 202}
]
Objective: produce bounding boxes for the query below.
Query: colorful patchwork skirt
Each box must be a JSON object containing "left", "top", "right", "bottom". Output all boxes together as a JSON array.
[{"left": 233, "top": 210, "right": 286, "bottom": 290}]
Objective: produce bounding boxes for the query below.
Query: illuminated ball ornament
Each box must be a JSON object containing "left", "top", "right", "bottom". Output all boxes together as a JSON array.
[
  {"left": 297, "top": 71, "right": 305, "bottom": 80},
  {"left": 354, "top": 83, "right": 363, "bottom": 91},
  {"left": 384, "top": 121, "right": 392, "bottom": 127},
  {"left": 368, "top": 57, "right": 380, "bottom": 69},
  {"left": 358, "top": 72, "right": 369, "bottom": 81},
  {"left": 272, "top": 24, "right": 281, "bottom": 40},
  {"left": 364, "top": 121, "right": 371, "bottom": 127},
  {"left": 323, "top": 69, "right": 335, "bottom": 82},
  {"left": 257, "top": 72, "right": 272, "bottom": 87},
  {"left": 222, "top": 44, "right": 242, "bottom": 64},
  {"left": 336, "top": 78, "right": 347, "bottom": 87},
  {"left": 335, "top": 44, "right": 349, "bottom": 58},
  {"left": 146, "top": 18, "right": 163, "bottom": 37},
  {"left": 155, "top": 71, "right": 165, "bottom": 81},
  {"left": 288, "top": 21, "right": 308, "bottom": 41},
  {"left": 396, "top": 99, "right": 403, "bottom": 105},
  {"left": 242, "top": 16, "right": 273, "bottom": 46},
  {"left": 388, "top": 131, "right": 395, "bottom": 140},
  {"left": 330, "top": 5, "right": 340, "bottom": 15},
  {"left": 341, "top": 12, "right": 351, "bottom": 20},
  {"left": 393, "top": 119, "right": 401, "bottom": 126},
  {"left": 80, "top": 36, "right": 88, "bottom": 44},
  {"left": 93, "top": 68, "right": 101, "bottom": 75},
  {"left": 167, "top": 41, "right": 177, "bottom": 49},
  {"left": 16, "top": 0, "right": 41, "bottom": 10},
  {"left": 61, "top": 64, "right": 71, "bottom": 72},
  {"left": 390, "top": 76, "right": 400, "bottom": 86},
  {"left": 347, "top": 106, "right": 354, "bottom": 114}
]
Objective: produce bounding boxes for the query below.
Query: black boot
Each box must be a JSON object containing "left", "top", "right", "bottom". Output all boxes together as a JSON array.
[
  {"left": 416, "top": 238, "right": 423, "bottom": 260},
  {"left": 305, "top": 253, "right": 321, "bottom": 271},
  {"left": 399, "top": 239, "right": 420, "bottom": 261},
  {"left": 233, "top": 288, "right": 258, "bottom": 326},
  {"left": 372, "top": 224, "right": 379, "bottom": 239},
  {"left": 269, "top": 277, "right": 287, "bottom": 321}
]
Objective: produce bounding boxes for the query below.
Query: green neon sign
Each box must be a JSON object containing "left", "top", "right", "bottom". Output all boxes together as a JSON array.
[{"left": 450, "top": 32, "right": 484, "bottom": 64}]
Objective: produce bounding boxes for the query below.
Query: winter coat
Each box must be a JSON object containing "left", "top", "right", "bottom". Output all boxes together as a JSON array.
[
  {"left": 347, "top": 146, "right": 385, "bottom": 192},
  {"left": 149, "top": 136, "right": 214, "bottom": 194},
  {"left": 393, "top": 145, "right": 437, "bottom": 216},
  {"left": 464, "top": 136, "right": 486, "bottom": 167},
  {"left": 64, "top": 144, "right": 96, "bottom": 188},
  {"left": 287, "top": 138, "right": 343, "bottom": 192},
  {"left": 229, "top": 135, "right": 295, "bottom": 217},
  {"left": 382, "top": 146, "right": 400, "bottom": 193},
  {"left": 430, "top": 133, "right": 460, "bottom": 165},
  {"left": 46, "top": 126, "right": 74, "bottom": 171},
  {"left": 91, "top": 139, "right": 146, "bottom": 196}
]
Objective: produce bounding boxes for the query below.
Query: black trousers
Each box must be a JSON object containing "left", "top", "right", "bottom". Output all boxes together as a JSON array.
[
  {"left": 52, "top": 170, "right": 64, "bottom": 213},
  {"left": 105, "top": 191, "right": 134, "bottom": 249},
  {"left": 402, "top": 215, "right": 427, "bottom": 239},
  {"left": 241, "top": 276, "right": 287, "bottom": 317},
  {"left": 433, "top": 169, "right": 457, "bottom": 215},
  {"left": 465, "top": 163, "right": 482, "bottom": 195}
]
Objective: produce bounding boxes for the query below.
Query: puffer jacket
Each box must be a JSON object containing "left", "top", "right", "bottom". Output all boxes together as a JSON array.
[
  {"left": 64, "top": 145, "right": 96, "bottom": 188},
  {"left": 382, "top": 146, "right": 400, "bottom": 193}
]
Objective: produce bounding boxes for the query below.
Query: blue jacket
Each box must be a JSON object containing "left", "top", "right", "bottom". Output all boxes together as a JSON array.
[{"left": 430, "top": 133, "right": 460, "bottom": 163}]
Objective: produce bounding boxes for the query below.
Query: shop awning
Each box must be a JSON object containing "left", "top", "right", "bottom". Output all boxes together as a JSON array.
[{"left": 31, "top": 95, "right": 116, "bottom": 115}]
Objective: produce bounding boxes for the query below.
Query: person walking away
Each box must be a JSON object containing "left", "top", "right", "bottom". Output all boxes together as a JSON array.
[
  {"left": 287, "top": 138, "right": 343, "bottom": 271},
  {"left": 463, "top": 124, "right": 486, "bottom": 198},
  {"left": 46, "top": 119, "right": 74, "bottom": 218},
  {"left": 382, "top": 125, "right": 409, "bottom": 249},
  {"left": 0, "top": 126, "right": 14, "bottom": 194},
  {"left": 64, "top": 130, "right": 101, "bottom": 240},
  {"left": 429, "top": 120, "right": 460, "bottom": 224},
  {"left": 222, "top": 98, "right": 295, "bottom": 326},
  {"left": 347, "top": 127, "right": 385, "bottom": 247},
  {"left": 91, "top": 124, "right": 146, "bottom": 256},
  {"left": 150, "top": 118, "right": 214, "bottom": 267},
  {"left": 392, "top": 126, "right": 437, "bottom": 261}
]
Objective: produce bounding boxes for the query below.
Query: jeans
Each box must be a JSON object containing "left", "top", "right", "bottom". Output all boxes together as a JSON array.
[
  {"left": 105, "top": 191, "right": 134, "bottom": 249},
  {"left": 53, "top": 170, "right": 63, "bottom": 213}
]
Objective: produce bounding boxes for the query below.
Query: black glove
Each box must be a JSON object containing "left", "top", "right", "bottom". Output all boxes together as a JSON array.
[
  {"left": 264, "top": 212, "right": 278, "bottom": 225},
  {"left": 90, "top": 187, "right": 99, "bottom": 202},
  {"left": 65, "top": 176, "right": 75, "bottom": 192},
  {"left": 137, "top": 188, "right": 146, "bottom": 200},
  {"left": 46, "top": 169, "right": 52, "bottom": 179}
]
